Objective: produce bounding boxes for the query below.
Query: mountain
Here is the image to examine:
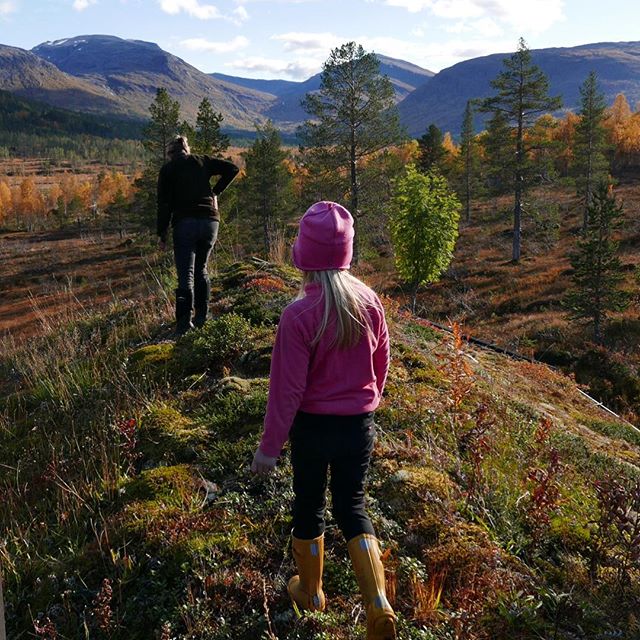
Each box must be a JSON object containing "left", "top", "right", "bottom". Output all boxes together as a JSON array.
[
  {"left": 0, "top": 44, "right": 126, "bottom": 115},
  {"left": 209, "top": 73, "right": 298, "bottom": 97},
  {"left": 263, "top": 54, "right": 434, "bottom": 127},
  {"left": 31, "top": 35, "right": 277, "bottom": 129},
  {"left": 398, "top": 41, "right": 640, "bottom": 137}
]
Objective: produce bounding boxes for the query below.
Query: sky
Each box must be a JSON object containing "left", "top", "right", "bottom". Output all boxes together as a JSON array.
[{"left": 1, "top": 0, "right": 640, "bottom": 80}]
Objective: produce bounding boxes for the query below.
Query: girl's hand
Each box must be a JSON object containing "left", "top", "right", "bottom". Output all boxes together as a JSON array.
[{"left": 251, "top": 448, "right": 278, "bottom": 475}]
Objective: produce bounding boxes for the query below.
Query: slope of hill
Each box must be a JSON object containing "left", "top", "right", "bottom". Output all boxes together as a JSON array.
[
  {"left": 410, "top": 182, "right": 640, "bottom": 422},
  {"left": 31, "top": 35, "right": 277, "bottom": 129},
  {"left": 1, "top": 250, "right": 639, "bottom": 638},
  {"left": 0, "top": 89, "right": 143, "bottom": 140},
  {"left": 0, "top": 43, "right": 127, "bottom": 115},
  {"left": 399, "top": 41, "right": 640, "bottom": 137}
]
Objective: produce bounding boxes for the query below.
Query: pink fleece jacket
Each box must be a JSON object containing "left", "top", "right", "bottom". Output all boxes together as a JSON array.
[{"left": 259, "top": 280, "right": 390, "bottom": 457}]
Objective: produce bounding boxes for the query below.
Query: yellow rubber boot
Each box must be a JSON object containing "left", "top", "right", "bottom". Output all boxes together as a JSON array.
[
  {"left": 287, "top": 534, "right": 326, "bottom": 612},
  {"left": 347, "top": 534, "right": 396, "bottom": 640}
]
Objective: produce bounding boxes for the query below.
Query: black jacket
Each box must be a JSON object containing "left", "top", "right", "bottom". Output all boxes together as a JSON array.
[{"left": 157, "top": 153, "right": 239, "bottom": 239}]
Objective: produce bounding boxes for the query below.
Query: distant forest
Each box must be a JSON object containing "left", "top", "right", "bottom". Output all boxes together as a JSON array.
[{"left": 0, "top": 90, "right": 146, "bottom": 163}]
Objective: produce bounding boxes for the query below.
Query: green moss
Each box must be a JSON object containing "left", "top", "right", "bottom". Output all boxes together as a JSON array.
[
  {"left": 122, "top": 464, "right": 197, "bottom": 504},
  {"left": 139, "top": 404, "right": 208, "bottom": 464},
  {"left": 128, "top": 342, "right": 175, "bottom": 381},
  {"left": 378, "top": 465, "right": 455, "bottom": 522}
]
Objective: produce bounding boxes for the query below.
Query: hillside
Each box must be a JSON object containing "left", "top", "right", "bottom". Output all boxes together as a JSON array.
[
  {"left": 406, "top": 182, "right": 640, "bottom": 422},
  {"left": 1, "top": 249, "right": 639, "bottom": 638},
  {"left": 0, "top": 43, "right": 127, "bottom": 116},
  {"left": 31, "top": 35, "right": 277, "bottom": 129},
  {"left": 398, "top": 40, "right": 640, "bottom": 137}
]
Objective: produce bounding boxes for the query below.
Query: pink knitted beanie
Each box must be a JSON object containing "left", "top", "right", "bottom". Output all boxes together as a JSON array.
[{"left": 292, "top": 201, "right": 354, "bottom": 271}]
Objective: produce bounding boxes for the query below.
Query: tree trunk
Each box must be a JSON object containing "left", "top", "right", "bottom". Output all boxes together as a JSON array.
[
  {"left": 0, "top": 569, "right": 6, "bottom": 640},
  {"left": 350, "top": 135, "right": 359, "bottom": 265},
  {"left": 513, "top": 99, "right": 524, "bottom": 263}
]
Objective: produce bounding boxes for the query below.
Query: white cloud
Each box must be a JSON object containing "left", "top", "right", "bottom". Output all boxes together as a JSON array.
[
  {"left": 0, "top": 1, "right": 17, "bottom": 16},
  {"left": 181, "top": 35, "right": 250, "bottom": 53},
  {"left": 73, "top": 0, "right": 96, "bottom": 9},
  {"left": 445, "top": 16, "right": 502, "bottom": 37},
  {"left": 227, "top": 55, "right": 322, "bottom": 79},
  {"left": 232, "top": 5, "right": 249, "bottom": 21},
  {"left": 272, "top": 32, "right": 342, "bottom": 53},
  {"left": 383, "top": 0, "right": 565, "bottom": 34},
  {"left": 158, "top": 0, "right": 221, "bottom": 19}
]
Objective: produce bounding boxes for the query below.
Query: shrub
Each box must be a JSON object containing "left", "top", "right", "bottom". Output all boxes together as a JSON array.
[{"left": 175, "top": 313, "right": 254, "bottom": 375}]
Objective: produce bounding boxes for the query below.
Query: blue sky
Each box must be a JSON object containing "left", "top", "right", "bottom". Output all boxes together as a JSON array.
[{"left": 1, "top": 0, "right": 639, "bottom": 79}]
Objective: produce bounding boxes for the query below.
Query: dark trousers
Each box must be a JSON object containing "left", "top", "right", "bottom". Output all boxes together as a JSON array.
[
  {"left": 290, "top": 411, "right": 377, "bottom": 541},
  {"left": 172, "top": 218, "right": 219, "bottom": 292}
]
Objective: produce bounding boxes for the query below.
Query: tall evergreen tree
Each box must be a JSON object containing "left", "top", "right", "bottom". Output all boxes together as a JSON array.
[
  {"left": 417, "top": 123, "right": 446, "bottom": 173},
  {"left": 241, "top": 121, "right": 294, "bottom": 254},
  {"left": 194, "top": 98, "right": 230, "bottom": 156},
  {"left": 298, "top": 41, "right": 404, "bottom": 263},
  {"left": 390, "top": 165, "right": 461, "bottom": 312},
  {"left": 479, "top": 38, "right": 562, "bottom": 262},
  {"left": 573, "top": 71, "right": 609, "bottom": 231},
  {"left": 564, "top": 183, "right": 630, "bottom": 344},
  {"left": 142, "top": 88, "right": 180, "bottom": 169},
  {"left": 459, "top": 102, "right": 480, "bottom": 222}
]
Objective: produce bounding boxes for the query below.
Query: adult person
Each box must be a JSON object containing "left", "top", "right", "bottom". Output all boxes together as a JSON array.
[
  {"left": 157, "top": 135, "right": 239, "bottom": 335},
  {"left": 251, "top": 201, "right": 396, "bottom": 639}
]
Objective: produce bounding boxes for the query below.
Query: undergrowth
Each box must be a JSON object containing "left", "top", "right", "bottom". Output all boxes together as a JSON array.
[{"left": 1, "top": 258, "right": 639, "bottom": 639}]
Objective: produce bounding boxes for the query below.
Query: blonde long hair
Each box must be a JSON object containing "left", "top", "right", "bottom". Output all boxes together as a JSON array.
[{"left": 301, "top": 270, "right": 373, "bottom": 349}]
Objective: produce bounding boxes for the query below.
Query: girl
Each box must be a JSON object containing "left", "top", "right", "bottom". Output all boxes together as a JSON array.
[{"left": 251, "top": 201, "right": 396, "bottom": 640}]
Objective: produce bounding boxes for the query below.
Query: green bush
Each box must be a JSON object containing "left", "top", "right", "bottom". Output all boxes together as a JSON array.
[{"left": 175, "top": 313, "right": 255, "bottom": 375}]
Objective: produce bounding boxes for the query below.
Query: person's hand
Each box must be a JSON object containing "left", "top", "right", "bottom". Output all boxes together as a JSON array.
[
  {"left": 212, "top": 194, "right": 219, "bottom": 216},
  {"left": 157, "top": 236, "right": 167, "bottom": 251},
  {"left": 251, "top": 447, "right": 277, "bottom": 475}
]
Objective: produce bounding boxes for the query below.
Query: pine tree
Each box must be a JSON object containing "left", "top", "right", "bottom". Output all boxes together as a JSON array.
[
  {"left": 194, "top": 98, "right": 229, "bottom": 156},
  {"left": 298, "top": 41, "right": 404, "bottom": 263},
  {"left": 417, "top": 123, "right": 446, "bottom": 173},
  {"left": 390, "top": 165, "right": 461, "bottom": 312},
  {"left": 240, "top": 121, "right": 294, "bottom": 254},
  {"left": 142, "top": 88, "right": 180, "bottom": 169},
  {"left": 479, "top": 38, "right": 562, "bottom": 262},
  {"left": 459, "top": 101, "right": 480, "bottom": 222},
  {"left": 137, "top": 88, "right": 180, "bottom": 224},
  {"left": 564, "top": 183, "right": 630, "bottom": 344},
  {"left": 573, "top": 71, "right": 609, "bottom": 230}
]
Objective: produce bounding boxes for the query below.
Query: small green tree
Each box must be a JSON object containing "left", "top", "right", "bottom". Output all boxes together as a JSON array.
[
  {"left": 298, "top": 41, "right": 404, "bottom": 263},
  {"left": 417, "top": 123, "right": 446, "bottom": 173},
  {"left": 390, "top": 165, "right": 461, "bottom": 312},
  {"left": 564, "top": 183, "right": 631, "bottom": 344},
  {"left": 479, "top": 38, "right": 562, "bottom": 262},
  {"left": 194, "top": 98, "right": 230, "bottom": 156},
  {"left": 574, "top": 71, "right": 609, "bottom": 231},
  {"left": 240, "top": 121, "right": 294, "bottom": 254}
]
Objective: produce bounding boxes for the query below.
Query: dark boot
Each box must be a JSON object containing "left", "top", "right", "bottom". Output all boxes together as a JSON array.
[
  {"left": 193, "top": 278, "right": 211, "bottom": 328},
  {"left": 175, "top": 288, "right": 194, "bottom": 336}
]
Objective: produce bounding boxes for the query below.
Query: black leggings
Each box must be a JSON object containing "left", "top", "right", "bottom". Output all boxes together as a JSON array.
[{"left": 289, "top": 411, "right": 376, "bottom": 541}]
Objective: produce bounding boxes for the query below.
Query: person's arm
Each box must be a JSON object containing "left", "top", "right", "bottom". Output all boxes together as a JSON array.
[
  {"left": 372, "top": 303, "right": 390, "bottom": 397},
  {"left": 206, "top": 157, "right": 240, "bottom": 195},
  {"left": 258, "top": 307, "right": 311, "bottom": 458},
  {"left": 156, "top": 165, "right": 171, "bottom": 241}
]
